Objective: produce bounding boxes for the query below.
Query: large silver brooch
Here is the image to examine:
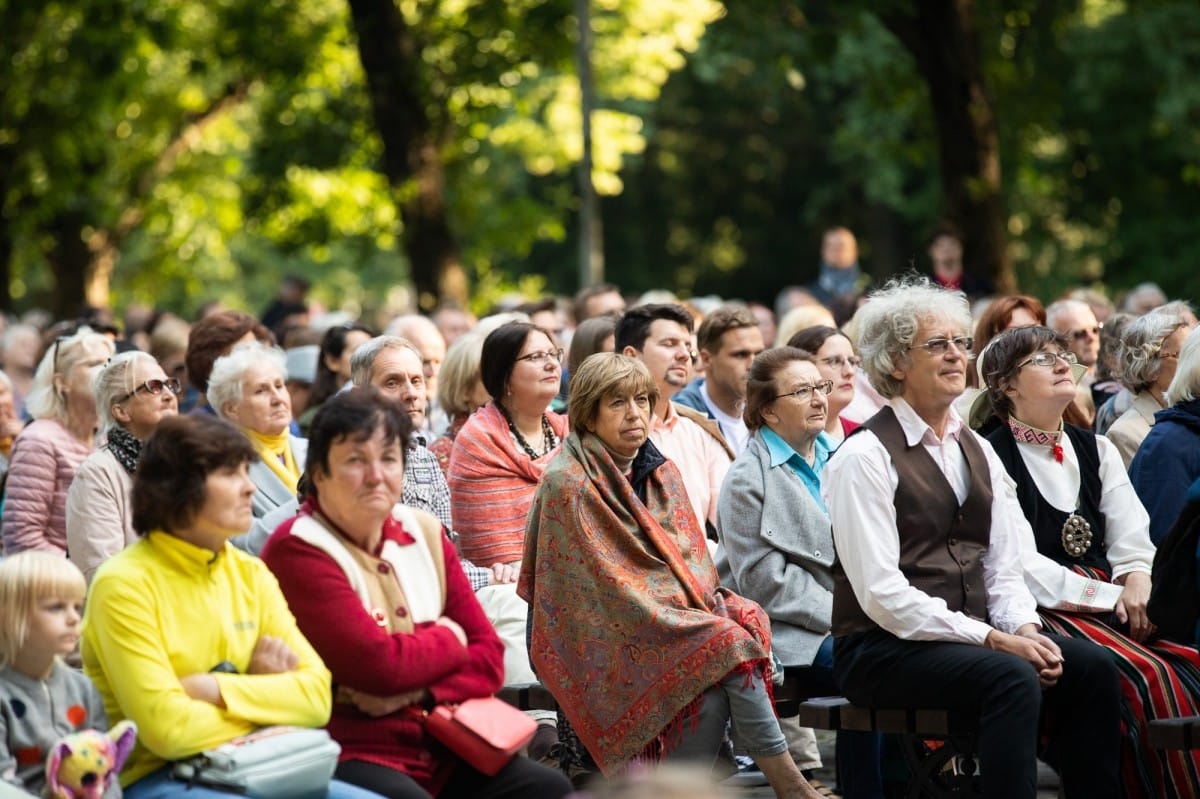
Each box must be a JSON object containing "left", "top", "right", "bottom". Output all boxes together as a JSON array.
[{"left": 1061, "top": 513, "right": 1093, "bottom": 557}]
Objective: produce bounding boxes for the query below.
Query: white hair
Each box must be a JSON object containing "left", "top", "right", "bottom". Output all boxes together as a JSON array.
[{"left": 207, "top": 341, "right": 287, "bottom": 418}]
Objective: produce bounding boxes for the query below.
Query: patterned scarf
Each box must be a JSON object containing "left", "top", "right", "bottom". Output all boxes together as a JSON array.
[
  {"left": 1008, "top": 416, "right": 1064, "bottom": 463},
  {"left": 519, "top": 432, "right": 771, "bottom": 774},
  {"left": 107, "top": 426, "right": 142, "bottom": 475}
]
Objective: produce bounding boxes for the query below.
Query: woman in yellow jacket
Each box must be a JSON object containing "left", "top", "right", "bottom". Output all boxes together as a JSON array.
[{"left": 80, "top": 414, "right": 383, "bottom": 799}]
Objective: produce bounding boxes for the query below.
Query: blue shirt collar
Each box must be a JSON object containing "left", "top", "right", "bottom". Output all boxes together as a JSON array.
[{"left": 760, "top": 426, "right": 832, "bottom": 474}]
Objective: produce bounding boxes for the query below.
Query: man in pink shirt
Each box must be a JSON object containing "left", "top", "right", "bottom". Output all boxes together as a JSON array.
[{"left": 616, "top": 304, "right": 733, "bottom": 537}]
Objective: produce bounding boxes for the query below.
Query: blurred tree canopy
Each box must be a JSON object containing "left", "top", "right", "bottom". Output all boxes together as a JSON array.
[{"left": 0, "top": 0, "right": 1197, "bottom": 321}]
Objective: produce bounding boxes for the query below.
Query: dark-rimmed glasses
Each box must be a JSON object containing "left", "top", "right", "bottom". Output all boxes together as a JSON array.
[
  {"left": 1017, "top": 351, "right": 1077, "bottom": 369},
  {"left": 116, "top": 377, "right": 183, "bottom": 403},
  {"left": 772, "top": 380, "right": 834, "bottom": 403},
  {"left": 516, "top": 349, "right": 564, "bottom": 366},
  {"left": 51, "top": 336, "right": 70, "bottom": 371},
  {"left": 910, "top": 336, "right": 973, "bottom": 355}
]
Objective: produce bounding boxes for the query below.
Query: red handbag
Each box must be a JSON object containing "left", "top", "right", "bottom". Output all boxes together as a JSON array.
[{"left": 425, "top": 696, "right": 538, "bottom": 776}]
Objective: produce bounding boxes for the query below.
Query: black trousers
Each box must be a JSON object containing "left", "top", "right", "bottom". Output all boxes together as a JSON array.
[
  {"left": 335, "top": 756, "right": 572, "bottom": 799},
  {"left": 834, "top": 630, "right": 1121, "bottom": 799}
]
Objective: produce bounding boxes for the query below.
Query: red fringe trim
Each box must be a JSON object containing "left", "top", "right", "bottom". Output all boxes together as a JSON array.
[{"left": 626, "top": 657, "right": 775, "bottom": 770}]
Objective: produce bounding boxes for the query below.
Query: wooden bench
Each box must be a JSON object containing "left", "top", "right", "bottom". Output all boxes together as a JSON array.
[
  {"left": 795, "top": 696, "right": 981, "bottom": 799},
  {"left": 500, "top": 681, "right": 982, "bottom": 798},
  {"left": 497, "top": 682, "right": 559, "bottom": 713},
  {"left": 1149, "top": 717, "right": 1200, "bottom": 749}
]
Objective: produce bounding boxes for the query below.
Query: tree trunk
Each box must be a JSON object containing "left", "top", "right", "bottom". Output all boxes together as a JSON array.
[
  {"left": 879, "top": 0, "right": 1014, "bottom": 293},
  {"left": 345, "top": 0, "right": 467, "bottom": 311},
  {"left": 0, "top": 212, "right": 12, "bottom": 314},
  {"left": 46, "top": 210, "right": 91, "bottom": 318}
]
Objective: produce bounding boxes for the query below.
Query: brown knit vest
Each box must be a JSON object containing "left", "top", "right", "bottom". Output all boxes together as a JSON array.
[{"left": 832, "top": 406, "right": 993, "bottom": 636}]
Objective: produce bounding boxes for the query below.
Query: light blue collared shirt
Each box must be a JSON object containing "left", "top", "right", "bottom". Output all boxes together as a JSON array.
[{"left": 760, "top": 426, "right": 832, "bottom": 513}]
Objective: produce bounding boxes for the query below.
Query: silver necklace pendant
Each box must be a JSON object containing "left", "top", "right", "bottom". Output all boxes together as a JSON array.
[{"left": 1061, "top": 513, "right": 1093, "bottom": 557}]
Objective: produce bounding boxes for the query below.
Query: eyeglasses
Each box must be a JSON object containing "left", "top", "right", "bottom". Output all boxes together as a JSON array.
[
  {"left": 1068, "top": 326, "right": 1100, "bottom": 341},
  {"left": 116, "top": 377, "right": 183, "bottom": 403},
  {"left": 515, "top": 349, "right": 564, "bottom": 366},
  {"left": 910, "top": 336, "right": 973, "bottom": 355},
  {"left": 1017, "top": 351, "right": 1078, "bottom": 369},
  {"left": 818, "top": 355, "right": 862, "bottom": 370},
  {"left": 772, "top": 380, "right": 834, "bottom": 403}
]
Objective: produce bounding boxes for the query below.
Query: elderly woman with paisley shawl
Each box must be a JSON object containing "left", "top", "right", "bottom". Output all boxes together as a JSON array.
[
  {"left": 980, "top": 325, "right": 1200, "bottom": 799},
  {"left": 519, "top": 353, "right": 822, "bottom": 799}
]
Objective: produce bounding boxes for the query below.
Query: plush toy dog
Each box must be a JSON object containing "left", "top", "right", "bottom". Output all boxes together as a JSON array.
[{"left": 43, "top": 720, "right": 137, "bottom": 799}]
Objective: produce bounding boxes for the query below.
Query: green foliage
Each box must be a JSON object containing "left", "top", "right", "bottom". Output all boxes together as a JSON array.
[{"left": 4, "top": 0, "right": 1200, "bottom": 321}]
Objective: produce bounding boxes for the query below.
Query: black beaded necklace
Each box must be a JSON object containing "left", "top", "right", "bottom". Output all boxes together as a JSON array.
[{"left": 501, "top": 405, "right": 556, "bottom": 459}]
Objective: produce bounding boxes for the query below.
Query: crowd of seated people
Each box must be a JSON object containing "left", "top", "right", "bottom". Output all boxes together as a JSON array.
[{"left": 4, "top": 257, "right": 1200, "bottom": 799}]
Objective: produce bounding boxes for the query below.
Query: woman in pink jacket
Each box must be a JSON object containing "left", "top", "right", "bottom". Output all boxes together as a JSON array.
[{"left": 2, "top": 327, "right": 114, "bottom": 555}]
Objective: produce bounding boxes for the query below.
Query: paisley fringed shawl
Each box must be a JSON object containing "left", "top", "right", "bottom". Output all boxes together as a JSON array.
[{"left": 518, "top": 432, "right": 771, "bottom": 774}]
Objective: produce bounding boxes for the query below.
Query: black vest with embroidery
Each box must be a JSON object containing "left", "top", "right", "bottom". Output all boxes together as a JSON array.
[
  {"left": 986, "top": 423, "right": 1108, "bottom": 573},
  {"left": 832, "top": 406, "right": 994, "bottom": 636}
]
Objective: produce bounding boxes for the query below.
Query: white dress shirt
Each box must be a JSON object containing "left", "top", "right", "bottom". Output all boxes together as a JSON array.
[{"left": 824, "top": 398, "right": 1041, "bottom": 645}]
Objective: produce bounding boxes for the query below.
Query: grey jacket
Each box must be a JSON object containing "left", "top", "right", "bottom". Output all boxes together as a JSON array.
[
  {"left": 248, "top": 436, "right": 308, "bottom": 522},
  {"left": 0, "top": 663, "right": 118, "bottom": 797},
  {"left": 715, "top": 430, "right": 835, "bottom": 666}
]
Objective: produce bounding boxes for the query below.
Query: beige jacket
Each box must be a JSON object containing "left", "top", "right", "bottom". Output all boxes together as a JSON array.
[
  {"left": 66, "top": 444, "right": 135, "bottom": 583},
  {"left": 1105, "top": 390, "right": 1162, "bottom": 469}
]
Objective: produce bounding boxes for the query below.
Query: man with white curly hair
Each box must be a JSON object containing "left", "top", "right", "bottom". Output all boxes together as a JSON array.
[{"left": 825, "top": 279, "right": 1121, "bottom": 799}]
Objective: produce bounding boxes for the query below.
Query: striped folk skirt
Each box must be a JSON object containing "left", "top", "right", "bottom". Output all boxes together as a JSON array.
[{"left": 1039, "top": 604, "right": 1200, "bottom": 798}]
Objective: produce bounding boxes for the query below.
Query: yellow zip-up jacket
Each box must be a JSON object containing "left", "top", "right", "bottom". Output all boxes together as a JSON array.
[{"left": 82, "top": 531, "right": 332, "bottom": 787}]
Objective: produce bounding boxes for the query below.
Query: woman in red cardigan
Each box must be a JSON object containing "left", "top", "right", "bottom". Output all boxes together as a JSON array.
[{"left": 262, "top": 388, "right": 570, "bottom": 799}]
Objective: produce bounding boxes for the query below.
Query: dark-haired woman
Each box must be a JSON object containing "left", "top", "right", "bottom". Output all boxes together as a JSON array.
[
  {"left": 299, "top": 323, "right": 375, "bottom": 435},
  {"left": 81, "top": 414, "right": 381, "bottom": 799},
  {"left": 980, "top": 324, "right": 1200, "bottom": 798},
  {"left": 447, "top": 322, "right": 568, "bottom": 570},
  {"left": 262, "top": 389, "right": 570, "bottom": 799}
]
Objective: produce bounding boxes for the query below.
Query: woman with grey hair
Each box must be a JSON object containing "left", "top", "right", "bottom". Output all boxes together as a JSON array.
[
  {"left": 1106, "top": 312, "right": 1192, "bottom": 467},
  {"left": 208, "top": 341, "right": 306, "bottom": 521},
  {"left": 65, "top": 351, "right": 180, "bottom": 581},
  {"left": 1131, "top": 325, "right": 1200, "bottom": 544},
  {"left": 826, "top": 279, "right": 1121, "bottom": 799},
  {"left": 2, "top": 327, "right": 114, "bottom": 555}
]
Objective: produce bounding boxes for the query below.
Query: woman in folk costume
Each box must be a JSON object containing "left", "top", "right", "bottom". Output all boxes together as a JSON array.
[
  {"left": 980, "top": 324, "right": 1200, "bottom": 797},
  {"left": 262, "top": 388, "right": 569, "bottom": 799},
  {"left": 520, "top": 353, "right": 823, "bottom": 799}
]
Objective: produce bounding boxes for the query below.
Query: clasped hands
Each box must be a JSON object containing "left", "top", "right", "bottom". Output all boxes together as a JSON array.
[{"left": 984, "top": 623, "right": 1063, "bottom": 688}]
